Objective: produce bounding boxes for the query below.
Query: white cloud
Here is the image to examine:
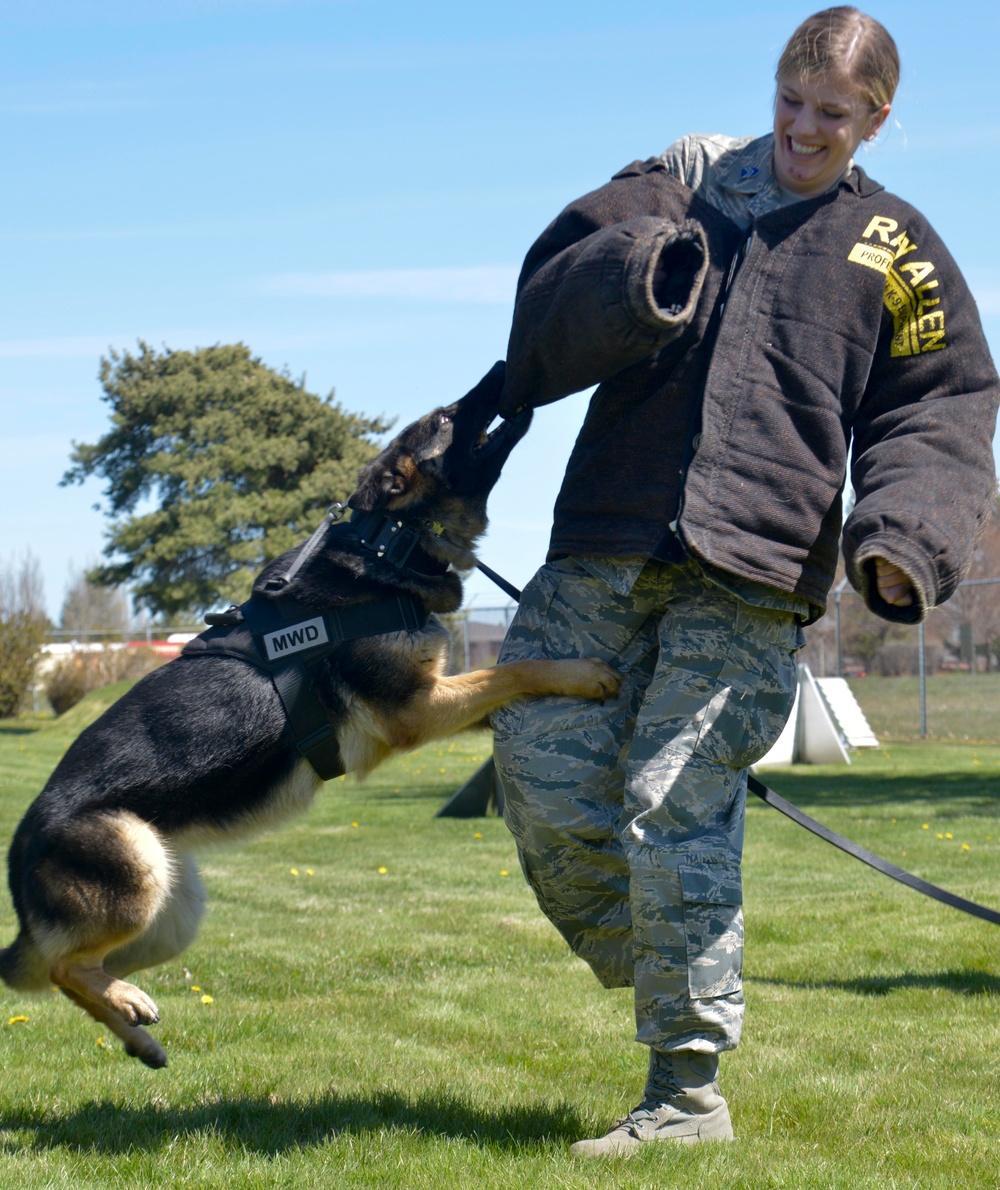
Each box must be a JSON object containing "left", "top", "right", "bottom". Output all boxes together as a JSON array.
[{"left": 258, "top": 266, "right": 519, "bottom": 305}]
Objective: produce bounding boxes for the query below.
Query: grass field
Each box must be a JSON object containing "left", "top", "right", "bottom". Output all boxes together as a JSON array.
[
  {"left": 848, "top": 671, "right": 1000, "bottom": 744},
  {"left": 0, "top": 679, "right": 998, "bottom": 1188}
]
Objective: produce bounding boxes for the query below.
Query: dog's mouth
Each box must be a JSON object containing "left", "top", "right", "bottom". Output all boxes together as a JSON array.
[{"left": 471, "top": 408, "right": 531, "bottom": 459}]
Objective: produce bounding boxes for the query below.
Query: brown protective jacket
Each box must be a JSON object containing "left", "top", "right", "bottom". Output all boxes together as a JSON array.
[{"left": 499, "top": 158, "right": 1000, "bottom": 622}]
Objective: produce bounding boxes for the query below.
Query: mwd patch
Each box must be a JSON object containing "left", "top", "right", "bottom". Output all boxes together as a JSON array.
[{"left": 262, "top": 617, "right": 330, "bottom": 661}]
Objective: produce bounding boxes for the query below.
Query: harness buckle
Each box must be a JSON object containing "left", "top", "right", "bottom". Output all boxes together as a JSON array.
[
  {"left": 204, "top": 604, "right": 244, "bottom": 627},
  {"left": 367, "top": 517, "right": 418, "bottom": 566}
]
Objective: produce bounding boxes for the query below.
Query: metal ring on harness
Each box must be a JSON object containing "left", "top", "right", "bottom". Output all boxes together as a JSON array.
[{"left": 265, "top": 502, "right": 348, "bottom": 592}]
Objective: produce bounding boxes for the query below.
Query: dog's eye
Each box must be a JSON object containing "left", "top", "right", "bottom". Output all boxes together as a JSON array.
[{"left": 439, "top": 413, "right": 451, "bottom": 426}]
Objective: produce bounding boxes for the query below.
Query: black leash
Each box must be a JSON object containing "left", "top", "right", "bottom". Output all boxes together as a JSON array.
[
  {"left": 475, "top": 562, "right": 1000, "bottom": 928},
  {"left": 747, "top": 775, "right": 1000, "bottom": 927},
  {"left": 475, "top": 558, "right": 523, "bottom": 603}
]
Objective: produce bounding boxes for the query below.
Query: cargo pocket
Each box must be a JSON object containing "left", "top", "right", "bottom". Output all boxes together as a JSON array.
[{"left": 679, "top": 863, "right": 743, "bottom": 999}]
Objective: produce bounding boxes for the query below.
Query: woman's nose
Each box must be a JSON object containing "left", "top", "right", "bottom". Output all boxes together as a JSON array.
[{"left": 790, "top": 105, "right": 819, "bottom": 137}]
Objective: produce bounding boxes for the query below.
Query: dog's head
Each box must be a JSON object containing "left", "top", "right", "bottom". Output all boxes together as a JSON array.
[{"left": 348, "top": 362, "right": 531, "bottom": 564}]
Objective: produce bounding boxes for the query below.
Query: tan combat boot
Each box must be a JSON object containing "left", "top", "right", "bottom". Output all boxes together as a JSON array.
[{"left": 569, "top": 1049, "right": 734, "bottom": 1157}]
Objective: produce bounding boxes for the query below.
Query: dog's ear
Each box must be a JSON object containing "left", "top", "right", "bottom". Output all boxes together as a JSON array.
[{"left": 348, "top": 453, "right": 418, "bottom": 512}]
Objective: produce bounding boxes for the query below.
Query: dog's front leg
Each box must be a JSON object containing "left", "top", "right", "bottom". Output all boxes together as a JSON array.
[{"left": 389, "top": 657, "right": 621, "bottom": 750}]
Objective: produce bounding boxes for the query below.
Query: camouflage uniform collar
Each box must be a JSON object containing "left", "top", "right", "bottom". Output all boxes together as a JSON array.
[
  {"left": 717, "top": 134, "right": 775, "bottom": 196},
  {"left": 718, "top": 133, "right": 865, "bottom": 218}
]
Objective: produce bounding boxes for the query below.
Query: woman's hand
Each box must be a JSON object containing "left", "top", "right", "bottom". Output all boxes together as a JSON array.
[{"left": 873, "top": 557, "right": 914, "bottom": 608}]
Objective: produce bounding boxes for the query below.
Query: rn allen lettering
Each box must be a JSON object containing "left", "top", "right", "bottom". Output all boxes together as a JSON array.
[{"left": 847, "top": 214, "right": 946, "bottom": 356}]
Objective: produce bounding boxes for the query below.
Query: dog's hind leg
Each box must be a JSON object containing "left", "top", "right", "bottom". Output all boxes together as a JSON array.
[
  {"left": 50, "top": 952, "right": 162, "bottom": 1027},
  {"left": 105, "top": 851, "right": 207, "bottom": 979},
  {"left": 40, "top": 810, "right": 175, "bottom": 1031},
  {"left": 66, "top": 854, "right": 206, "bottom": 1067},
  {"left": 60, "top": 987, "right": 168, "bottom": 1069}
]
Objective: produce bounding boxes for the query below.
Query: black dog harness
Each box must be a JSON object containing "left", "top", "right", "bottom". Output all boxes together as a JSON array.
[{"left": 180, "top": 506, "right": 440, "bottom": 779}]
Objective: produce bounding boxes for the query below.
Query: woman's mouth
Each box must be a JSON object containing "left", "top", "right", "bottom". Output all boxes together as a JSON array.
[{"left": 787, "top": 136, "right": 825, "bottom": 158}]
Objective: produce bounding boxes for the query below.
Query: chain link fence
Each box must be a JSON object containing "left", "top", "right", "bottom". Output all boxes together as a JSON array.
[
  {"left": 798, "top": 576, "right": 1000, "bottom": 742},
  {"left": 36, "top": 582, "right": 1000, "bottom": 742}
]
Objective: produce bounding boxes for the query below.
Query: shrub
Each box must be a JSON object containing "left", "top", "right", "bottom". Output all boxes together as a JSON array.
[
  {"left": 44, "top": 647, "right": 165, "bottom": 716},
  {"left": 0, "top": 552, "right": 48, "bottom": 718}
]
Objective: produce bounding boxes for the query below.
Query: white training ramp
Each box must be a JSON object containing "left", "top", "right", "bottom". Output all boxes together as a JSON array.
[{"left": 753, "top": 665, "right": 878, "bottom": 768}]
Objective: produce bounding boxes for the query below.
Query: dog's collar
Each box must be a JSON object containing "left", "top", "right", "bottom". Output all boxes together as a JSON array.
[
  {"left": 260, "top": 505, "right": 450, "bottom": 597},
  {"left": 348, "top": 510, "right": 450, "bottom": 576}
]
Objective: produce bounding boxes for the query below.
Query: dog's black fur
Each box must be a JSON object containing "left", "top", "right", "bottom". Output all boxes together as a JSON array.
[{"left": 0, "top": 363, "right": 620, "bottom": 1069}]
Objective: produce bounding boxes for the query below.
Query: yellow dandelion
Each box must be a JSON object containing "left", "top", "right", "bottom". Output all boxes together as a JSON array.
[
  {"left": 945, "top": 832, "right": 954, "bottom": 840},
  {"left": 306, "top": 868, "right": 315, "bottom": 876},
  {"left": 201, "top": 994, "right": 214, "bottom": 1005},
  {"left": 937, "top": 833, "right": 944, "bottom": 840},
  {"left": 962, "top": 844, "right": 970, "bottom": 851},
  {"left": 377, "top": 866, "right": 388, "bottom": 875},
  {"left": 922, "top": 824, "right": 929, "bottom": 830},
  {"left": 290, "top": 868, "right": 299, "bottom": 876},
  {"left": 7, "top": 1015, "right": 28, "bottom": 1025},
  {"left": 190, "top": 985, "right": 201, "bottom": 992},
  {"left": 891, "top": 818, "right": 897, "bottom": 824},
  {"left": 500, "top": 869, "right": 509, "bottom": 877},
  {"left": 351, "top": 822, "right": 359, "bottom": 828},
  {"left": 96, "top": 1037, "right": 105, "bottom": 1047},
  {"left": 474, "top": 832, "right": 483, "bottom": 839}
]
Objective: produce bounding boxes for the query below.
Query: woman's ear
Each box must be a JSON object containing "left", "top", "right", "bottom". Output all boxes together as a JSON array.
[{"left": 865, "top": 102, "right": 891, "bottom": 141}]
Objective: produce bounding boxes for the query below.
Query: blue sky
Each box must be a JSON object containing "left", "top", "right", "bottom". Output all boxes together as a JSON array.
[{"left": 3, "top": 0, "right": 999, "bottom": 622}]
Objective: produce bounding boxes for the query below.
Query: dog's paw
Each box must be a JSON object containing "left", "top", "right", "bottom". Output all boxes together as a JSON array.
[
  {"left": 125, "top": 1030, "right": 169, "bottom": 1069},
  {"left": 108, "top": 981, "right": 160, "bottom": 1027},
  {"left": 547, "top": 658, "right": 622, "bottom": 702}
]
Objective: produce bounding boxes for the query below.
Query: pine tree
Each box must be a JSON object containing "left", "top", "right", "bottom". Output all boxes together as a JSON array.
[{"left": 62, "top": 342, "right": 388, "bottom": 617}]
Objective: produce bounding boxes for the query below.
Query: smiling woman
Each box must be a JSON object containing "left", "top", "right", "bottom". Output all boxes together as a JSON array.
[
  {"left": 772, "top": 71, "right": 889, "bottom": 198},
  {"left": 772, "top": 7, "right": 897, "bottom": 198},
  {"left": 487, "top": 2, "right": 1000, "bottom": 1161}
]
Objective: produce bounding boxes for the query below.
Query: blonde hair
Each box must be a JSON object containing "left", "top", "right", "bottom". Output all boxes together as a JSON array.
[{"left": 777, "top": 6, "right": 900, "bottom": 110}]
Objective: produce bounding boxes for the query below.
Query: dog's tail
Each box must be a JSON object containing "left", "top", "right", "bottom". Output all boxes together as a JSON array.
[{"left": 0, "top": 933, "right": 51, "bottom": 992}]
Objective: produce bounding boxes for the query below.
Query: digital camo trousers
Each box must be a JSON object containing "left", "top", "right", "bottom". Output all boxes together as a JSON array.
[{"left": 492, "top": 556, "right": 803, "bottom": 1054}]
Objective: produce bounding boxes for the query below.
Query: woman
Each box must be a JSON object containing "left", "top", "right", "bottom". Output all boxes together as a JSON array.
[{"left": 491, "top": 7, "right": 999, "bottom": 1156}]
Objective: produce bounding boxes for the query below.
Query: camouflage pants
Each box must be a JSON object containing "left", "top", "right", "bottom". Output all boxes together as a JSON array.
[{"left": 493, "top": 556, "right": 802, "bottom": 1053}]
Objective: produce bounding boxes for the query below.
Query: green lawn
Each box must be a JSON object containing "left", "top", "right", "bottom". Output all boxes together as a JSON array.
[
  {"left": 848, "top": 670, "right": 1000, "bottom": 743},
  {"left": 0, "top": 688, "right": 998, "bottom": 1188}
]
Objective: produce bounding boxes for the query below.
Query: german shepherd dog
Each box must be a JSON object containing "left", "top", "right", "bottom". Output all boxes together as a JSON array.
[{"left": 0, "top": 363, "right": 619, "bottom": 1069}]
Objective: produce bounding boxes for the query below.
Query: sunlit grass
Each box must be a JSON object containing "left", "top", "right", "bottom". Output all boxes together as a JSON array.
[{"left": 0, "top": 689, "right": 998, "bottom": 1187}]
